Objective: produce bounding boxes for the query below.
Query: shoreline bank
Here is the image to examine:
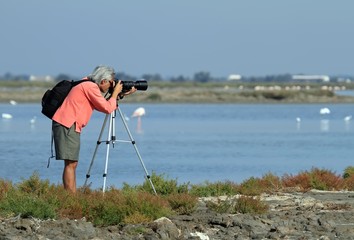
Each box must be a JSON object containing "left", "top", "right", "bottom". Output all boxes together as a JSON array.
[{"left": 1, "top": 87, "right": 354, "bottom": 104}]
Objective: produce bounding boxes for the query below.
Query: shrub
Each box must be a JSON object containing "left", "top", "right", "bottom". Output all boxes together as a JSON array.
[
  {"left": 258, "top": 173, "right": 282, "bottom": 193},
  {"left": 123, "top": 191, "right": 172, "bottom": 221},
  {"left": 206, "top": 196, "right": 269, "bottom": 215},
  {"left": 166, "top": 193, "right": 198, "bottom": 215},
  {"left": 206, "top": 198, "right": 234, "bottom": 214},
  {"left": 189, "top": 181, "right": 239, "bottom": 197},
  {"left": 82, "top": 188, "right": 129, "bottom": 226},
  {"left": 123, "top": 172, "right": 188, "bottom": 195},
  {"left": 0, "top": 191, "right": 57, "bottom": 219},
  {"left": 0, "top": 179, "right": 12, "bottom": 200},
  {"left": 237, "top": 173, "right": 281, "bottom": 195},
  {"left": 238, "top": 177, "right": 265, "bottom": 196},
  {"left": 343, "top": 166, "right": 354, "bottom": 179},
  {"left": 17, "top": 172, "right": 52, "bottom": 197},
  {"left": 88, "top": 200, "right": 127, "bottom": 226},
  {"left": 124, "top": 212, "right": 152, "bottom": 224},
  {"left": 308, "top": 168, "right": 344, "bottom": 190},
  {"left": 282, "top": 172, "right": 311, "bottom": 191},
  {"left": 234, "top": 196, "right": 268, "bottom": 214},
  {"left": 58, "top": 194, "right": 85, "bottom": 219},
  {"left": 282, "top": 168, "right": 344, "bottom": 191},
  {"left": 343, "top": 175, "right": 354, "bottom": 191}
]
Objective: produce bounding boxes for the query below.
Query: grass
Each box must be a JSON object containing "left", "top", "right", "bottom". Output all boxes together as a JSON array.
[{"left": 1, "top": 167, "right": 354, "bottom": 226}]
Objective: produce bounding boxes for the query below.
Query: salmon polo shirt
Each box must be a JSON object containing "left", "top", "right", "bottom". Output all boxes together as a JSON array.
[{"left": 52, "top": 81, "right": 117, "bottom": 133}]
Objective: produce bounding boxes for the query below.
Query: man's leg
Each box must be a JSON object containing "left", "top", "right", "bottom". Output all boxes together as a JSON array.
[{"left": 63, "top": 160, "right": 78, "bottom": 193}]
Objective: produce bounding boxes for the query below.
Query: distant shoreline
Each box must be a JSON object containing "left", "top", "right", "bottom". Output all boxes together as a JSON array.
[
  {"left": 1, "top": 84, "right": 354, "bottom": 104},
  {"left": 1, "top": 92, "right": 354, "bottom": 104}
]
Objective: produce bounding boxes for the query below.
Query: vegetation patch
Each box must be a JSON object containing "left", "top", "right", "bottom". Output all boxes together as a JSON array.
[{"left": 1, "top": 167, "right": 354, "bottom": 226}]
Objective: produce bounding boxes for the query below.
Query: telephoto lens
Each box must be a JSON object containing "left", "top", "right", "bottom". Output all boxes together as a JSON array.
[
  {"left": 114, "top": 79, "right": 148, "bottom": 92},
  {"left": 121, "top": 80, "right": 148, "bottom": 92}
]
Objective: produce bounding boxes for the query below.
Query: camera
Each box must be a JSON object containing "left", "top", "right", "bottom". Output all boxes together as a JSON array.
[
  {"left": 108, "top": 79, "right": 148, "bottom": 98},
  {"left": 114, "top": 79, "right": 148, "bottom": 93}
]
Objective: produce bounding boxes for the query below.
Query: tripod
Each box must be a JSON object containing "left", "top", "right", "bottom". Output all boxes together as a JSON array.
[{"left": 83, "top": 106, "right": 157, "bottom": 194}]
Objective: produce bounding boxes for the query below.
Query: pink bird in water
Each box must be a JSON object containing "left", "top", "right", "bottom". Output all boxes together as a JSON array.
[{"left": 131, "top": 107, "right": 146, "bottom": 132}]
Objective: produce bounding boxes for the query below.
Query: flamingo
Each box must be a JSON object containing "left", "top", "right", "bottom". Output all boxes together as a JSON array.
[
  {"left": 296, "top": 117, "right": 301, "bottom": 130},
  {"left": 344, "top": 115, "right": 352, "bottom": 122},
  {"left": 2, "top": 113, "right": 13, "bottom": 119},
  {"left": 131, "top": 107, "right": 146, "bottom": 132},
  {"left": 30, "top": 116, "right": 37, "bottom": 125},
  {"left": 319, "top": 107, "right": 331, "bottom": 115}
]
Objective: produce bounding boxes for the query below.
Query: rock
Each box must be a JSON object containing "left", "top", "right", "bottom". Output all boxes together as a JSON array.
[
  {"left": 190, "top": 231, "right": 209, "bottom": 240},
  {"left": 149, "top": 217, "right": 181, "bottom": 239}
]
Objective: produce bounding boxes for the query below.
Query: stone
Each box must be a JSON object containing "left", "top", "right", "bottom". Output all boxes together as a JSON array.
[{"left": 150, "top": 217, "right": 181, "bottom": 239}]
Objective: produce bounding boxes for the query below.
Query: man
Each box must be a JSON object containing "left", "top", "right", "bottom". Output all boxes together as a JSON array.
[{"left": 52, "top": 65, "right": 136, "bottom": 193}]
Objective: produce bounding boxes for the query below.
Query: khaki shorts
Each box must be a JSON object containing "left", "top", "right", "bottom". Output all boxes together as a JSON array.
[{"left": 52, "top": 121, "right": 80, "bottom": 161}]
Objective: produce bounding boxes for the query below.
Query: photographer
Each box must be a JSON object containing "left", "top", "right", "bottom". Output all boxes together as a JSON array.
[{"left": 52, "top": 65, "right": 136, "bottom": 193}]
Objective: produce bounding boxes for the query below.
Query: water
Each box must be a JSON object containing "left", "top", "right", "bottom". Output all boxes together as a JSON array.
[
  {"left": 1, "top": 103, "right": 353, "bottom": 189},
  {"left": 336, "top": 90, "right": 354, "bottom": 97}
]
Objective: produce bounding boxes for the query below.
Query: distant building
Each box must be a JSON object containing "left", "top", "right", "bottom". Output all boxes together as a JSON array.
[
  {"left": 29, "top": 75, "right": 55, "bottom": 82},
  {"left": 227, "top": 74, "right": 242, "bottom": 81},
  {"left": 336, "top": 78, "right": 352, "bottom": 83},
  {"left": 292, "top": 75, "right": 330, "bottom": 82}
]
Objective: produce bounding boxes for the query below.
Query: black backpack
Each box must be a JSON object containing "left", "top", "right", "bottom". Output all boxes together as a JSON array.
[{"left": 41, "top": 79, "right": 92, "bottom": 119}]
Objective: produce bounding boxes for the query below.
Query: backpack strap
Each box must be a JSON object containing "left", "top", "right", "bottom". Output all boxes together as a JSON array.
[{"left": 47, "top": 130, "right": 55, "bottom": 168}]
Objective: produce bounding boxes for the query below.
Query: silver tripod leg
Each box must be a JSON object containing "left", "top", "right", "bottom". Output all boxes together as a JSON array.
[
  {"left": 83, "top": 112, "right": 115, "bottom": 192},
  {"left": 117, "top": 107, "right": 157, "bottom": 195},
  {"left": 102, "top": 111, "right": 114, "bottom": 193},
  {"left": 83, "top": 113, "right": 110, "bottom": 188}
]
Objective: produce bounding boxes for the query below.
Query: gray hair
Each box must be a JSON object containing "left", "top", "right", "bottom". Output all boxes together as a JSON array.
[{"left": 89, "top": 65, "right": 115, "bottom": 84}]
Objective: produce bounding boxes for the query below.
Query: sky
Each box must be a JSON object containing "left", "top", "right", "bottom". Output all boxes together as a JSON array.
[{"left": 1, "top": 1, "right": 353, "bottom": 79}]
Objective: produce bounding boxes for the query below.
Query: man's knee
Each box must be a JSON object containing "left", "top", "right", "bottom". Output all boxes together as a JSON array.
[{"left": 64, "top": 160, "right": 78, "bottom": 169}]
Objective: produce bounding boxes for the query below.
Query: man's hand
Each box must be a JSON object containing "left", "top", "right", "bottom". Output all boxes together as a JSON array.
[
  {"left": 123, "top": 87, "right": 137, "bottom": 96},
  {"left": 111, "top": 80, "right": 123, "bottom": 99}
]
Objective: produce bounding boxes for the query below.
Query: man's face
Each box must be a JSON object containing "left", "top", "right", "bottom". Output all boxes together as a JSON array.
[
  {"left": 99, "top": 78, "right": 114, "bottom": 93},
  {"left": 99, "top": 74, "right": 115, "bottom": 93}
]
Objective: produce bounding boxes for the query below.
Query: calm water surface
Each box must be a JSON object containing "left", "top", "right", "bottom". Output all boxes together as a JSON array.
[{"left": 0, "top": 103, "right": 353, "bottom": 189}]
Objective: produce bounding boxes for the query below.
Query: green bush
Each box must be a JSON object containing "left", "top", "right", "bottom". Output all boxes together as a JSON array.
[
  {"left": 122, "top": 191, "right": 172, "bottom": 221},
  {"left": 189, "top": 181, "right": 239, "bottom": 197},
  {"left": 166, "top": 193, "right": 198, "bottom": 215},
  {"left": 17, "top": 172, "right": 52, "bottom": 196},
  {"left": 0, "top": 191, "right": 57, "bottom": 219},
  {"left": 308, "top": 168, "right": 344, "bottom": 190},
  {"left": 88, "top": 201, "right": 127, "bottom": 226},
  {"left": 123, "top": 172, "right": 188, "bottom": 195},
  {"left": 234, "top": 196, "right": 268, "bottom": 214},
  {"left": 206, "top": 198, "right": 234, "bottom": 214},
  {"left": 0, "top": 179, "right": 13, "bottom": 200},
  {"left": 238, "top": 177, "right": 265, "bottom": 196},
  {"left": 343, "top": 166, "right": 354, "bottom": 179},
  {"left": 206, "top": 196, "right": 269, "bottom": 215}
]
